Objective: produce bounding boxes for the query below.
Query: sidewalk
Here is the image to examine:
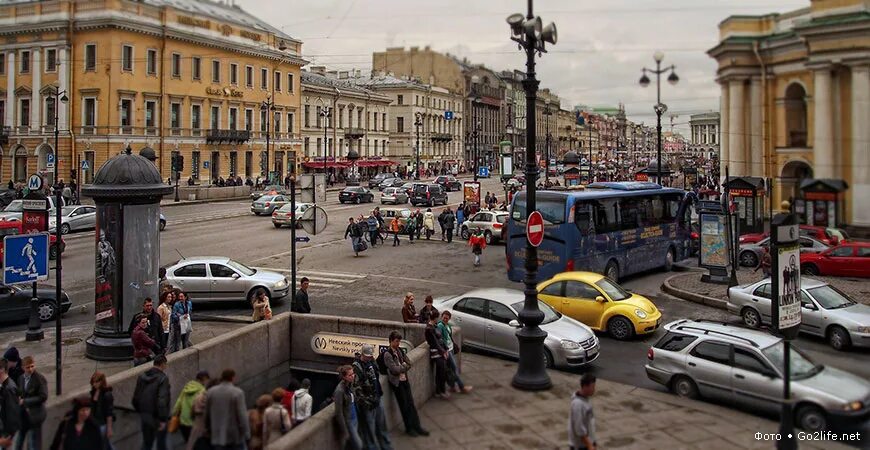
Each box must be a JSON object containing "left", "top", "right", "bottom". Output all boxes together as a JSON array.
[{"left": 393, "top": 352, "right": 852, "bottom": 450}]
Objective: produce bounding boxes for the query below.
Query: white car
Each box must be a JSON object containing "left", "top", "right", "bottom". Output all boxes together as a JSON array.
[
  {"left": 164, "top": 257, "right": 289, "bottom": 303},
  {"left": 0, "top": 197, "right": 67, "bottom": 222},
  {"left": 49, "top": 206, "right": 97, "bottom": 234}
]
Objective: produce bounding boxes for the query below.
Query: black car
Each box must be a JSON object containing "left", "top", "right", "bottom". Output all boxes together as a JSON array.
[
  {"left": 434, "top": 175, "right": 462, "bottom": 192},
  {"left": 368, "top": 173, "right": 393, "bottom": 189},
  {"left": 339, "top": 187, "right": 375, "bottom": 204},
  {"left": 0, "top": 284, "right": 71, "bottom": 322},
  {"left": 377, "top": 178, "right": 405, "bottom": 191},
  {"left": 410, "top": 183, "right": 448, "bottom": 207}
]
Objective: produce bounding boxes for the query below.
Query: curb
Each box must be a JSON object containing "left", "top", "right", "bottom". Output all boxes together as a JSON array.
[
  {"left": 160, "top": 196, "right": 251, "bottom": 208},
  {"left": 672, "top": 261, "right": 706, "bottom": 273},
  {"left": 661, "top": 273, "right": 728, "bottom": 310}
]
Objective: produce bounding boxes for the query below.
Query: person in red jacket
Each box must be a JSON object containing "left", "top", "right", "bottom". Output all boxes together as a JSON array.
[
  {"left": 132, "top": 316, "right": 158, "bottom": 367},
  {"left": 468, "top": 230, "right": 487, "bottom": 267}
]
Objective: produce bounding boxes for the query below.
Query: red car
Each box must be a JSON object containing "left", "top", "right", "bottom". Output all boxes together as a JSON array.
[
  {"left": 800, "top": 243, "right": 870, "bottom": 278},
  {"left": 0, "top": 220, "right": 65, "bottom": 260},
  {"left": 739, "top": 225, "right": 848, "bottom": 246}
]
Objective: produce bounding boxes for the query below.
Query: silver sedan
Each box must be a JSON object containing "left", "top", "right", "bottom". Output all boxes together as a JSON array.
[
  {"left": 380, "top": 187, "right": 409, "bottom": 205},
  {"left": 251, "top": 194, "right": 289, "bottom": 215},
  {"left": 49, "top": 205, "right": 97, "bottom": 234},
  {"left": 738, "top": 236, "right": 828, "bottom": 267},
  {"left": 434, "top": 288, "right": 600, "bottom": 369},
  {"left": 164, "top": 257, "right": 289, "bottom": 303},
  {"left": 727, "top": 277, "right": 870, "bottom": 350}
]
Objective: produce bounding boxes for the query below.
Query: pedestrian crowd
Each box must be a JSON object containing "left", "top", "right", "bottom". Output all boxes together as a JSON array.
[{"left": 130, "top": 285, "right": 195, "bottom": 366}]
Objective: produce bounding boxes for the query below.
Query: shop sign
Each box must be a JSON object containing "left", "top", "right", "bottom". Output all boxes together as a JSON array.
[
  {"left": 310, "top": 332, "right": 412, "bottom": 358},
  {"left": 804, "top": 192, "right": 836, "bottom": 201},
  {"left": 206, "top": 87, "right": 244, "bottom": 98},
  {"left": 178, "top": 16, "right": 211, "bottom": 29},
  {"left": 729, "top": 188, "right": 756, "bottom": 197}
]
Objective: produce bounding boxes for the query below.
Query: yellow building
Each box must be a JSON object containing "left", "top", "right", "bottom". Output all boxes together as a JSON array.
[
  {"left": 0, "top": 0, "right": 305, "bottom": 187},
  {"left": 708, "top": 0, "right": 869, "bottom": 231}
]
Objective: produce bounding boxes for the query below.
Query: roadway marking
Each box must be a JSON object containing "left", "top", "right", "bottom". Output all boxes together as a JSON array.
[{"left": 253, "top": 267, "right": 366, "bottom": 290}]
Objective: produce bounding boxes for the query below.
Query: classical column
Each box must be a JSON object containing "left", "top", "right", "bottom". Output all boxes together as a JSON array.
[
  {"left": 749, "top": 78, "right": 763, "bottom": 178},
  {"left": 31, "top": 49, "right": 41, "bottom": 130},
  {"left": 58, "top": 47, "right": 68, "bottom": 132},
  {"left": 851, "top": 64, "right": 870, "bottom": 226},
  {"left": 813, "top": 68, "right": 835, "bottom": 179},
  {"left": 729, "top": 79, "right": 745, "bottom": 176},
  {"left": 4, "top": 53, "right": 13, "bottom": 128}
]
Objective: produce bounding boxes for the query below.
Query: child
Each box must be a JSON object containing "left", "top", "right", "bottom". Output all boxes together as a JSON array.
[{"left": 469, "top": 230, "right": 486, "bottom": 266}]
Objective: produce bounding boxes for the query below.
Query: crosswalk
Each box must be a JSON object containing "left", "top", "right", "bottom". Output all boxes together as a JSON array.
[{"left": 253, "top": 267, "right": 366, "bottom": 290}]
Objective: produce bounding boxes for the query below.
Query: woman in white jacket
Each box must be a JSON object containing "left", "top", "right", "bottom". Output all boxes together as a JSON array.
[
  {"left": 422, "top": 208, "right": 436, "bottom": 240},
  {"left": 292, "top": 379, "right": 313, "bottom": 425}
]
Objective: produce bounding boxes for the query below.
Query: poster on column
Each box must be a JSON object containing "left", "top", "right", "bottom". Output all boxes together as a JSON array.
[
  {"left": 94, "top": 203, "right": 122, "bottom": 332},
  {"left": 776, "top": 243, "right": 801, "bottom": 330}
]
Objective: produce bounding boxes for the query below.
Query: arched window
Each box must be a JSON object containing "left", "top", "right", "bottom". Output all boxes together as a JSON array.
[{"left": 784, "top": 83, "right": 808, "bottom": 147}]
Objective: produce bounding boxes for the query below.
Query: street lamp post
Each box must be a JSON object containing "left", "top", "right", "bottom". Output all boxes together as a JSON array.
[
  {"left": 543, "top": 101, "right": 552, "bottom": 186},
  {"left": 320, "top": 106, "right": 331, "bottom": 177},
  {"left": 639, "top": 51, "right": 679, "bottom": 185},
  {"left": 506, "top": 0, "right": 557, "bottom": 391},
  {"left": 52, "top": 87, "right": 68, "bottom": 395},
  {"left": 587, "top": 116, "right": 594, "bottom": 183},
  {"left": 261, "top": 95, "right": 277, "bottom": 184},
  {"left": 472, "top": 120, "right": 481, "bottom": 182},
  {"left": 414, "top": 112, "right": 423, "bottom": 180}
]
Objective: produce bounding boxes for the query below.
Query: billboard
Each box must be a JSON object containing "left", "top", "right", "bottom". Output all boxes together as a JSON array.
[
  {"left": 699, "top": 214, "right": 728, "bottom": 268},
  {"left": 777, "top": 243, "right": 801, "bottom": 330}
]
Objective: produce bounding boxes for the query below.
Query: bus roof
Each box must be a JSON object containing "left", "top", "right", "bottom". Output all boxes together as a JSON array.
[
  {"left": 514, "top": 182, "right": 686, "bottom": 202},
  {"left": 586, "top": 181, "right": 662, "bottom": 191}
]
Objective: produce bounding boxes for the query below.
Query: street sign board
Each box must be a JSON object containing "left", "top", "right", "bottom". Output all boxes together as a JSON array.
[
  {"left": 22, "top": 199, "right": 48, "bottom": 210},
  {"left": 203, "top": 161, "right": 210, "bottom": 169},
  {"left": 28, "top": 175, "right": 43, "bottom": 191},
  {"left": 300, "top": 206, "right": 328, "bottom": 235},
  {"left": 3, "top": 233, "right": 50, "bottom": 284},
  {"left": 46, "top": 152, "right": 55, "bottom": 169},
  {"left": 527, "top": 211, "right": 544, "bottom": 247},
  {"left": 80, "top": 160, "right": 91, "bottom": 171},
  {"left": 477, "top": 167, "right": 490, "bottom": 178},
  {"left": 445, "top": 111, "right": 454, "bottom": 120},
  {"left": 295, "top": 236, "right": 311, "bottom": 243}
]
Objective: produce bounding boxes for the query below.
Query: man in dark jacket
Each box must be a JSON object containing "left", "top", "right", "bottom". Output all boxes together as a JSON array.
[
  {"left": 127, "top": 298, "right": 163, "bottom": 352},
  {"left": 0, "top": 359, "right": 21, "bottom": 448},
  {"left": 437, "top": 210, "right": 448, "bottom": 241},
  {"left": 15, "top": 356, "right": 48, "bottom": 450},
  {"left": 291, "top": 277, "right": 311, "bottom": 313},
  {"left": 132, "top": 354, "right": 171, "bottom": 450},
  {"left": 383, "top": 331, "right": 428, "bottom": 437},
  {"left": 344, "top": 217, "right": 364, "bottom": 256},
  {"left": 333, "top": 365, "right": 362, "bottom": 450},
  {"left": 1, "top": 348, "right": 23, "bottom": 386},
  {"left": 352, "top": 345, "right": 392, "bottom": 450},
  {"left": 442, "top": 208, "right": 456, "bottom": 243}
]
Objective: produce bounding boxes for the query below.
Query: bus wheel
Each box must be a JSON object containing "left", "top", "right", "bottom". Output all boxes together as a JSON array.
[
  {"left": 604, "top": 261, "right": 619, "bottom": 282},
  {"left": 664, "top": 247, "right": 675, "bottom": 272}
]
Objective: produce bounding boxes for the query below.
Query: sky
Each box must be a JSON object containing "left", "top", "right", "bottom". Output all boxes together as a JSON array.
[{"left": 240, "top": 0, "right": 809, "bottom": 134}]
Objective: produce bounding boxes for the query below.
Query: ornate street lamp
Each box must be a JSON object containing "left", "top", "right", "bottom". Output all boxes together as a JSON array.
[
  {"left": 639, "top": 51, "right": 679, "bottom": 185},
  {"left": 261, "top": 95, "right": 277, "bottom": 183},
  {"left": 506, "top": 0, "right": 556, "bottom": 391},
  {"left": 51, "top": 87, "right": 68, "bottom": 394},
  {"left": 414, "top": 112, "right": 423, "bottom": 180}
]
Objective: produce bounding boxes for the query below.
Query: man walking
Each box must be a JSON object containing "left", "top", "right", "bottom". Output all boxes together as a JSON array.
[
  {"left": 569, "top": 374, "right": 597, "bottom": 450},
  {"left": 383, "top": 331, "right": 428, "bottom": 437},
  {"left": 333, "top": 365, "right": 362, "bottom": 450},
  {"left": 345, "top": 217, "right": 364, "bottom": 256},
  {"left": 132, "top": 354, "right": 171, "bottom": 450},
  {"left": 442, "top": 208, "right": 456, "bottom": 243},
  {"left": 352, "top": 345, "right": 392, "bottom": 450},
  {"left": 205, "top": 369, "right": 249, "bottom": 450},
  {"left": 291, "top": 277, "right": 311, "bottom": 313},
  {"left": 0, "top": 359, "right": 21, "bottom": 449},
  {"left": 14, "top": 356, "right": 47, "bottom": 450}
]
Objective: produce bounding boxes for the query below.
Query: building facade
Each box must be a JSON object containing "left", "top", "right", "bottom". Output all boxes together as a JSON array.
[
  {"left": 709, "top": 0, "right": 869, "bottom": 228},
  {"left": 689, "top": 112, "right": 720, "bottom": 161},
  {"left": 0, "top": 0, "right": 305, "bottom": 186}
]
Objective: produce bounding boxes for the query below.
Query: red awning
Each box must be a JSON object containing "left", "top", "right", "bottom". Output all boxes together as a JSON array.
[{"left": 302, "top": 161, "right": 350, "bottom": 169}]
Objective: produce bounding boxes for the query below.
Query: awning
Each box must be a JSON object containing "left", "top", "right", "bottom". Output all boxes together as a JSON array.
[{"left": 302, "top": 161, "right": 350, "bottom": 169}]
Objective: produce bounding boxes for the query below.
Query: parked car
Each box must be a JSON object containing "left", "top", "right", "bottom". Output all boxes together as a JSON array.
[
  {"left": 434, "top": 175, "right": 462, "bottom": 192},
  {"left": 399, "top": 182, "right": 416, "bottom": 197},
  {"left": 739, "top": 225, "right": 849, "bottom": 246},
  {"left": 0, "top": 220, "right": 65, "bottom": 260},
  {"left": 339, "top": 186, "right": 374, "bottom": 204},
  {"left": 160, "top": 213, "right": 166, "bottom": 231},
  {"left": 433, "top": 288, "right": 600, "bottom": 369},
  {"left": 378, "top": 178, "right": 405, "bottom": 191},
  {"left": 271, "top": 202, "right": 313, "bottom": 228},
  {"left": 726, "top": 277, "right": 870, "bottom": 350},
  {"left": 0, "top": 197, "right": 67, "bottom": 222},
  {"left": 410, "top": 183, "right": 447, "bottom": 207},
  {"left": 645, "top": 319, "right": 870, "bottom": 432},
  {"left": 538, "top": 271, "right": 662, "bottom": 340},
  {"left": 0, "top": 283, "right": 71, "bottom": 323},
  {"left": 738, "top": 236, "right": 828, "bottom": 268},
  {"left": 164, "top": 257, "right": 289, "bottom": 303},
  {"left": 459, "top": 210, "right": 509, "bottom": 243},
  {"left": 251, "top": 194, "right": 290, "bottom": 215},
  {"left": 368, "top": 173, "right": 393, "bottom": 189},
  {"left": 49, "top": 205, "right": 97, "bottom": 235},
  {"left": 250, "top": 185, "right": 285, "bottom": 201},
  {"left": 380, "top": 187, "right": 409, "bottom": 205},
  {"left": 800, "top": 243, "right": 870, "bottom": 278}
]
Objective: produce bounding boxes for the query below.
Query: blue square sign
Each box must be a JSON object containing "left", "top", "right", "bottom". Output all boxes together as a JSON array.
[{"left": 3, "top": 233, "right": 50, "bottom": 284}]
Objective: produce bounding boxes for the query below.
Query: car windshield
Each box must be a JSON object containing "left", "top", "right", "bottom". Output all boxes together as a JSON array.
[
  {"left": 257, "top": 195, "right": 276, "bottom": 202},
  {"left": 511, "top": 301, "right": 561, "bottom": 325},
  {"left": 595, "top": 278, "right": 631, "bottom": 301},
  {"left": 343, "top": 187, "right": 361, "bottom": 192},
  {"left": 762, "top": 342, "right": 821, "bottom": 380},
  {"left": 226, "top": 260, "right": 256, "bottom": 276},
  {"left": 807, "top": 285, "right": 855, "bottom": 309},
  {"left": 3, "top": 201, "right": 22, "bottom": 212},
  {"left": 496, "top": 214, "right": 508, "bottom": 224},
  {"left": 61, "top": 206, "right": 78, "bottom": 215}
]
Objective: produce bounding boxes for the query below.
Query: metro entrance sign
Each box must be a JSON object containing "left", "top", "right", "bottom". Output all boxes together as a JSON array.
[{"left": 526, "top": 210, "right": 544, "bottom": 247}]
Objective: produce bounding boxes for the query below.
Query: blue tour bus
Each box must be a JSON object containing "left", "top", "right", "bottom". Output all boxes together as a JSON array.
[{"left": 506, "top": 182, "right": 694, "bottom": 283}]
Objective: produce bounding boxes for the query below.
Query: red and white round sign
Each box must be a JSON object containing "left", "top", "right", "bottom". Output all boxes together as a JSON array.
[{"left": 526, "top": 211, "right": 544, "bottom": 247}]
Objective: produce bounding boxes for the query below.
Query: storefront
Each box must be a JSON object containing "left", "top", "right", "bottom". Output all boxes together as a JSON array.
[
  {"left": 796, "top": 179, "right": 848, "bottom": 228},
  {"left": 724, "top": 176, "right": 765, "bottom": 234}
]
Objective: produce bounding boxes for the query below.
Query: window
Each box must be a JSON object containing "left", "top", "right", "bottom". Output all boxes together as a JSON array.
[
  {"left": 287, "top": 73, "right": 294, "bottom": 92},
  {"left": 245, "top": 109, "right": 253, "bottom": 131},
  {"left": 44, "top": 97, "right": 56, "bottom": 128},
  {"left": 209, "top": 264, "right": 236, "bottom": 278},
  {"left": 191, "top": 151, "right": 200, "bottom": 179},
  {"left": 274, "top": 71, "right": 282, "bottom": 91},
  {"left": 0, "top": 100, "right": 5, "bottom": 127},
  {"left": 338, "top": 107, "right": 344, "bottom": 128},
  {"left": 19, "top": 51, "right": 30, "bottom": 73},
  {"left": 83, "top": 98, "right": 96, "bottom": 132},
  {"left": 689, "top": 341, "right": 731, "bottom": 365},
  {"left": 146, "top": 49, "right": 157, "bottom": 75},
  {"left": 261, "top": 68, "right": 268, "bottom": 89},
  {"left": 565, "top": 281, "right": 601, "bottom": 300},
  {"left": 85, "top": 44, "right": 96, "bottom": 72},
  {"left": 230, "top": 63, "right": 238, "bottom": 85},
  {"left": 382, "top": 113, "right": 387, "bottom": 131},
  {"left": 540, "top": 281, "right": 564, "bottom": 296},
  {"left": 192, "top": 57, "right": 201, "bottom": 80},
  {"left": 397, "top": 116, "right": 404, "bottom": 133},
  {"left": 304, "top": 138, "right": 310, "bottom": 156},
  {"left": 210, "top": 106, "right": 220, "bottom": 130},
  {"left": 488, "top": 302, "right": 517, "bottom": 325},
  {"left": 191, "top": 104, "right": 201, "bottom": 132},
  {"left": 454, "top": 298, "right": 486, "bottom": 318},
  {"left": 174, "top": 264, "right": 206, "bottom": 277},
  {"left": 273, "top": 112, "right": 280, "bottom": 133},
  {"left": 752, "top": 283, "right": 771, "bottom": 299},
  {"left": 373, "top": 112, "right": 378, "bottom": 131},
  {"left": 171, "top": 53, "right": 181, "bottom": 78},
  {"left": 145, "top": 101, "right": 156, "bottom": 131},
  {"left": 589, "top": 199, "right": 619, "bottom": 233},
  {"left": 260, "top": 109, "right": 267, "bottom": 132},
  {"left": 245, "top": 66, "right": 253, "bottom": 88},
  {"left": 19, "top": 99, "right": 29, "bottom": 127},
  {"left": 0, "top": 53, "right": 5, "bottom": 75},
  {"left": 245, "top": 151, "right": 252, "bottom": 177},
  {"left": 229, "top": 152, "right": 238, "bottom": 177},
  {"left": 858, "top": 247, "right": 870, "bottom": 258},
  {"left": 211, "top": 60, "right": 220, "bottom": 83},
  {"left": 511, "top": 196, "right": 567, "bottom": 225},
  {"left": 734, "top": 348, "right": 772, "bottom": 374},
  {"left": 120, "top": 99, "right": 132, "bottom": 133},
  {"left": 287, "top": 112, "right": 294, "bottom": 133},
  {"left": 170, "top": 103, "right": 181, "bottom": 130},
  {"left": 830, "top": 246, "right": 853, "bottom": 257},
  {"left": 654, "top": 332, "right": 697, "bottom": 352},
  {"left": 45, "top": 49, "right": 57, "bottom": 72},
  {"left": 121, "top": 45, "right": 133, "bottom": 72},
  {"left": 229, "top": 107, "right": 238, "bottom": 131}
]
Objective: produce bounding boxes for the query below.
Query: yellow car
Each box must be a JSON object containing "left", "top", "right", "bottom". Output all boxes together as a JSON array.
[{"left": 537, "top": 271, "right": 662, "bottom": 340}]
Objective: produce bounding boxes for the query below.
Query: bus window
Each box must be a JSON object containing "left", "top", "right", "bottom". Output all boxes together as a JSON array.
[
  {"left": 591, "top": 199, "right": 619, "bottom": 233},
  {"left": 511, "top": 196, "right": 567, "bottom": 224},
  {"left": 574, "top": 203, "right": 592, "bottom": 236},
  {"left": 619, "top": 198, "right": 640, "bottom": 230}
]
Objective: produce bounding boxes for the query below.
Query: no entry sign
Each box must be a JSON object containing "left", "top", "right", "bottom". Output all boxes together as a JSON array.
[{"left": 527, "top": 211, "right": 544, "bottom": 247}]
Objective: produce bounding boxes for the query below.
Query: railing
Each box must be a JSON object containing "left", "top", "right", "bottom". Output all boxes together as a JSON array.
[
  {"left": 431, "top": 132, "right": 453, "bottom": 142},
  {"left": 206, "top": 129, "right": 251, "bottom": 144}
]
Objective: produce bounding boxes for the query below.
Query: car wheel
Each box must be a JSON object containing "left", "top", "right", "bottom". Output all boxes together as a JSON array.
[
  {"left": 354, "top": 197, "right": 360, "bottom": 204},
  {"left": 461, "top": 227, "right": 470, "bottom": 240},
  {"left": 607, "top": 316, "right": 634, "bottom": 340},
  {"left": 604, "top": 260, "right": 619, "bottom": 282},
  {"left": 247, "top": 287, "right": 269, "bottom": 306},
  {"left": 381, "top": 200, "right": 386, "bottom": 204},
  {"left": 484, "top": 231, "right": 493, "bottom": 245},
  {"left": 671, "top": 375, "right": 699, "bottom": 399},
  {"left": 273, "top": 223, "right": 282, "bottom": 228},
  {"left": 49, "top": 245, "right": 58, "bottom": 260},
  {"left": 801, "top": 264, "right": 819, "bottom": 276},
  {"left": 542, "top": 347, "right": 554, "bottom": 369},
  {"left": 60, "top": 223, "right": 71, "bottom": 235},
  {"left": 741, "top": 307, "right": 761, "bottom": 329},
  {"left": 37, "top": 301, "right": 57, "bottom": 321},
  {"left": 664, "top": 247, "right": 675, "bottom": 272},
  {"left": 159, "top": 220, "right": 166, "bottom": 231},
  {"left": 795, "top": 404, "right": 827, "bottom": 432},
  {"left": 340, "top": 200, "right": 345, "bottom": 204},
  {"left": 428, "top": 199, "right": 434, "bottom": 207},
  {"left": 739, "top": 251, "right": 758, "bottom": 268},
  {"left": 827, "top": 326, "right": 851, "bottom": 351}
]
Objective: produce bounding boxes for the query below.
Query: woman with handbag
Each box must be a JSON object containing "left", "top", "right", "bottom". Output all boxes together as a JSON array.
[
  {"left": 252, "top": 290, "right": 272, "bottom": 322},
  {"left": 262, "top": 388, "right": 292, "bottom": 448},
  {"left": 173, "top": 290, "right": 193, "bottom": 349}
]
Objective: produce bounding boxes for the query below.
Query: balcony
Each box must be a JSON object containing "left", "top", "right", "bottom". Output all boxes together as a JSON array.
[
  {"left": 0, "top": 127, "right": 8, "bottom": 145},
  {"left": 206, "top": 129, "right": 251, "bottom": 144},
  {"left": 431, "top": 132, "right": 453, "bottom": 142},
  {"left": 788, "top": 130, "right": 808, "bottom": 148},
  {"left": 344, "top": 127, "right": 365, "bottom": 139}
]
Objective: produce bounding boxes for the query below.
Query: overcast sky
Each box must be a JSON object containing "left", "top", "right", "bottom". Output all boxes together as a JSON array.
[{"left": 241, "top": 0, "right": 807, "bottom": 134}]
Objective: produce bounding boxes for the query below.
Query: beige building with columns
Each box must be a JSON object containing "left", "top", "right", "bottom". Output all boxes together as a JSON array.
[{"left": 709, "top": 0, "right": 869, "bottom": 230}]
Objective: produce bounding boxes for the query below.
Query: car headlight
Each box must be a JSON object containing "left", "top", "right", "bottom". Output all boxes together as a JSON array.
[
  {"left": 843, "top": 401, "right": 864, "bottom": 412},
  {"left": 635, "top": 309, "right": 648, "bottom": 319},
  {"left": 274, "top": 278, "right": 288, "bottom": 289},
  {"left": 856, "top": 326, "right": 870, "bottom": 334},
  {"left": 560, "top": 340, "right": 580, "bottom": 350}
]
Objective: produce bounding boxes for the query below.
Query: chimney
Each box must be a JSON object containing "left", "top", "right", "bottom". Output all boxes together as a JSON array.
[{"left": 338, "top": 71, "right": 349, "bottom": 79}]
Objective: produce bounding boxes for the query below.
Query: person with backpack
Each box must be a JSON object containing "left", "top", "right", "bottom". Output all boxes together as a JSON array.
[
  {"left": 417, "top": 295, "right": 436, "bottom": 325},
  {"left": 383, "top": 331, "right": 428, "bottom": 437},
  {"left": 437, "top": 209, "right": 448, "bottom": 241},
  {"left": 442, "top": 208, "right": 456, "bottom": 243},
  {"left": 469, "top": 230, "right": 487, "bottom": 266},
  {"left": 352, "top": 345, "right": 392, "bottom": 450},
  {"left": 132, "top": 355, "right": 171, "bottom": 450},
  {"left": 345, "top": 217, "right": 365, "bottom": 256},
  {"left": 405, "top": 213, "right": 417, "bottom": 244},
  {"left": 366, "top": 213, "right": 380, "bottom": 247},
  {"left": 0, "top": 359, "right": 21, "bottom": 448}
]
